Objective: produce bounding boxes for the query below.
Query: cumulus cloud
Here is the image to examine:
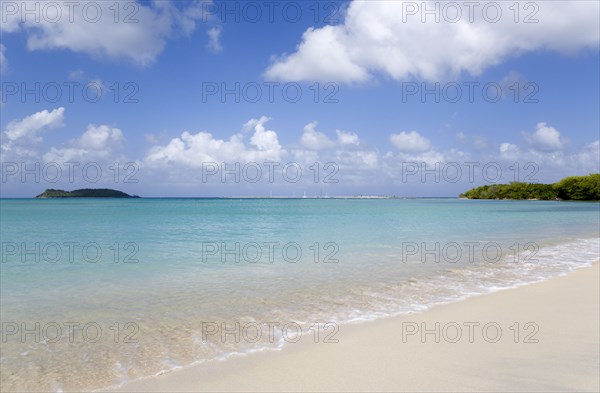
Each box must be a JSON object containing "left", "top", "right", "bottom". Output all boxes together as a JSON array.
[
  {"left": 1, "top": 1, "right": 211, "bottom": 66},
  {"left": 247, "top": 116, "right": 283, "bottom": 155},
  {"left": 577, "top": 141, "right": 600, "bottom": 172},
  {"left": 496, "top": 139, "right": 599, "bottom": 179},
  {"left": 143, "top": 117, "right": 381, "bottom": 189},
  {"left": 146, "top": 116, "right": 285, "bottom": 167},
  {"left": 3, "top": 107, "right": 65, "bottom": 142},
  {"left": 499, "top": 142, "right": 521, "bottom": 161},
  {"left": 300, "top": 122, "right": 362, "bottom": 150},
  {"left": 294, "top": 123, "right": 375, "bottom": 181},
  {"left": 5, "top": 112, "right": 582, "bottom": 193},
  {"left": 242, "top": 116, "right": 268, "bottom": 132},
  {"left": 266, "top": 26, "right": 370, "bottom": 83},
  {"left": 390, "top": 131, "right": 431, "bottom": 152},
  {"left": 334, "top": 149, "right": 379, "bottom": 170},
  {"left": 300, "top": 122, "right": 335, "bottom": 150},
  {"left": 1, "top": 110, "right": 591, "bottom": 194},
  {"left": 525, "top": 122, "right": 565, "bottom": 152},
  {"left": 1, "top": 107, "right": 64, "bottom": 162},
  {"left": 0, "top": 107, "right": 130, "bottom": 166},
  {"left": 386, "top": 148, "right": 462, "bottom": 167},
  {"left": 43, "top": 124, "right": 124, "bottom": 162},
  {"left": 265, "top": 1, "right": 599, "bottom": 83},
  {"left": 336, "top": 130, "right": 359, "bottom": 146},
  {"left": 497, "top": 122, "right": 597, "bottom": 179}
]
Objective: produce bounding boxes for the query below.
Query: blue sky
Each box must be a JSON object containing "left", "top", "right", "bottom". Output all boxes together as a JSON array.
[{"left": 1, "top": 0, "right": 599, "bottom": 197}]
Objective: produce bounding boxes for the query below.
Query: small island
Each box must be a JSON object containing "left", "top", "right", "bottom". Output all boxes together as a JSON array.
[
  {"left": 460, "top": 174, "right": 600, "bottom": 200},
  {"left": 36, "top": 188, "right": 140, "bottom": 198}
]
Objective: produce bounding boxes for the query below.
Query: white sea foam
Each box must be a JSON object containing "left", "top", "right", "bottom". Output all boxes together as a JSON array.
[{"left": 96, "top": 237, "right": 599, "bottom": 393}]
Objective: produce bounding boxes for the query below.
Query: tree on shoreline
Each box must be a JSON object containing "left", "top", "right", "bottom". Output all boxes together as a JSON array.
[
  {"left": 553, "top": 175, "right": 600, "bottom": 200},
  {"left": 460, "top": 174, "right": 600, "bottom": 200}
]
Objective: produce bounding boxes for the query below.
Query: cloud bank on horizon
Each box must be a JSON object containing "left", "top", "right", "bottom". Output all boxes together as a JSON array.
[{"left": 3, "top": 106, "right": 598, "bottom": 196}]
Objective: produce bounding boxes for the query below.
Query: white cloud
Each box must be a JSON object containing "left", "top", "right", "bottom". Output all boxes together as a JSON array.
[
  {"left": 2, "top": 111, "right": 588, "bottom": 193},
  {"left": 300, "top": 123, "right": 361, "bottom": 150},
  {"left": 390, "top": 131, "right": 431, "bottom": 152},
  {"left": 43, "top": 124, "right": 124, "bottom": 162},
  {"left": 76, "top": 124, "right": 123, "bottom": 150},
  {"left": 497, "top": 133, "right": 599, "bottom": 179},
  {"left": 146, "top": 116, "right": 285, "bottom": 167},
  {"left": 0, "top": 108, "right": 124, "bottom": 165},
  {"left": 3, "top": 107, "right": 65, "bottom": 142},
  {"left": 499, "top": 142, "right": 521, "bottom": 160},
  {"left": 207, "top": 26, "right": 223, "bottom": 53},
  {"left": 143, "top": 117, "right": 382, "bottom": 189},
  {"left": 300, "top": 122, "right": 335, "bottom": 150},
  {"left": 525, "top": 122, "right": 565, "bottom": 152},
  {"left": 242, "top": 116, "right": 269, "bottom": 132},
  {"left": 499, "top": 142, "right": 518, "bottom": 154},
  {"left": 1, "top": 107, "right": 65, "bottom": 162},
  {"left": 577, "top": 141, "right": 600, "bottom": 172},
  {"left": 292, "top": 123, "right": 376, "bottom": 185},
  {"left": 382, "top": 148, "right": 467, "bottom": 183},
  {"left": 56, "top": 119, "right": 600, "bottom": 192},
  {"left": 248, "top": 116, "right": 283, "bottom": 155},
  {"left": 336, "top": 130, "right": 359, "bottom": 146},
  {"left": 265, "top": 1, "right": 599, "bottom": 83},
  {"left": 1, "top": 1, "right": 211, "bottom": 66},
  {"left": 297, "top": 126, "right": 376, "bottom": 185},
  {"left": 266, "top": 26, "right": 370, "bottom": 83},
  {"left": 335, "top": 149, "right": 379, "bottom": 170}
]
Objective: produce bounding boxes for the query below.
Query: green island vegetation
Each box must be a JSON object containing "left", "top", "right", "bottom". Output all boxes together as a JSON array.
[
  {"left": 36, "top": 189, "right": 140, "bottom": 198},
  {"left": 460, "top": 174, "right": 600, "bottom": 201}
]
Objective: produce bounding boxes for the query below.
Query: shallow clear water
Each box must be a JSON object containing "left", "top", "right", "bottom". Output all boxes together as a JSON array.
[{"left": 1, "top": 198, "right": 599, "bottom": 391}]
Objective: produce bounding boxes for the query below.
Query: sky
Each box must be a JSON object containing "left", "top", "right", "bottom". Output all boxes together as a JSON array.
[{"left": 1, "top": 0, "right": 599, "bottom": 197}]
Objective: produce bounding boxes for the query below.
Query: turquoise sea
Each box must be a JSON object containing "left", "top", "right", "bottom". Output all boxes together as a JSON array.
[{"left": 1, "top": 198, "right": 599, "bottom": 391}]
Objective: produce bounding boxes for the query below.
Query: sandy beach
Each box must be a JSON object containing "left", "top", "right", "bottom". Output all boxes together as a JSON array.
[{"left": 108, "top": 262, "right": 599, "bottom": 392}]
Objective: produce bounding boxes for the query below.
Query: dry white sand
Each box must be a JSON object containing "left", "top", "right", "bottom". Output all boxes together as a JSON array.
[{"left": 108, "top": 263, "right": 599, "bottom": 392}]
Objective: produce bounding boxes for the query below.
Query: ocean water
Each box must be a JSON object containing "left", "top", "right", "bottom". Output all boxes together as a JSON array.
[{"left": 0, "top": 198, "right": 599, "bottom": 391}]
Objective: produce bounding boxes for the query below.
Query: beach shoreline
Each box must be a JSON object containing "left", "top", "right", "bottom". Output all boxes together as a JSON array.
[{"left": 107, "top": 262, "right": 600, "bottom": 393}]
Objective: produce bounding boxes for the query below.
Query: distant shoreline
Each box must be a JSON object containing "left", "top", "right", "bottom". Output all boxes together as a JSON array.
[
  {"left": 35, "top": 188, "right": 139, "bottom": 198},
  {"left": 460, "top": 174, "right": 599, "bottom": 201},
  {"left": 2, "top": 196, "right": 600, "bottom": 200}
]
